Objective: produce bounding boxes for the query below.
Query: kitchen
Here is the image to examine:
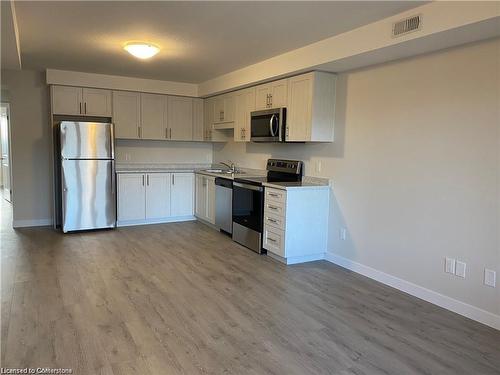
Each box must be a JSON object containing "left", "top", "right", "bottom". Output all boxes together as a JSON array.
[
  {"left": 52, "top": 70, "right": 333, "bottom": 264},
  {"left": 1, "top": 1, "right": 499, "bottom": 374}
]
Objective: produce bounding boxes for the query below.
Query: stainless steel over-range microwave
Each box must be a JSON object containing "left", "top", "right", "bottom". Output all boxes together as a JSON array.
[{"left": 250, "top": 108, "right": 286, "bottom": 142}]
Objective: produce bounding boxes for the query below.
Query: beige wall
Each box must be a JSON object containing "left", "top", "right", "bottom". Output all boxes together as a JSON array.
[
  {"left": 115, "top": 139, "right": 212, "bottom": 164},
  {"left": 214, "top": 39, "right": 500, "bottom": 316},
  {"left": 1, "top": 70, "right": 52, "bottom": 224}
]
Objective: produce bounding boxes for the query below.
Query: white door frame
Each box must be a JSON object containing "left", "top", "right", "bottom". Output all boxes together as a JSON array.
[{"left": 1, "top": 102, "right": 13, "bottom": 205}]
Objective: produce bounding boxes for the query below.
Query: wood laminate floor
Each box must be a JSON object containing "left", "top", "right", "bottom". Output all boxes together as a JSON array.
[{"left": 1, "top": 200, "right": 499, "bottom": 374}]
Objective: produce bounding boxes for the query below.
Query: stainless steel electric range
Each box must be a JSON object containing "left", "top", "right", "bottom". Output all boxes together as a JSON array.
[{"left": 232, "top": 159, "right": 303, "bottom": 253}]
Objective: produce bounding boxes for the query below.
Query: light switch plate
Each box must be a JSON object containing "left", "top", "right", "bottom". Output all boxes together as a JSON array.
[
  {"left": 445, "top": 257, "right": 456, "bottom": 274},
  {"left": 484, "top": 269, "right": 496, "bottom": 287},
  {"left": 455, "top": 261, "right": 466, "bottom": 278},
  {"left": 340, "top": 228, "right": 347, "bottom": 241}
]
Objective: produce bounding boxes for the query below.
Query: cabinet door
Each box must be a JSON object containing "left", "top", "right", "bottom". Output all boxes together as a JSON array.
[
  {"left": 223, "top": 94, "right": 235, "bottom": 123},
  {"left": 145, "top": 173, "right": 171, "bottom": 220},
  {"left": 286, "top": 74, "right": 312, "bottom": 141},
  {"left": 270, "top": 79, "right": 288, "bottom": 108},
  {"left": 113, "top": 91, "right": 140, "bottom": 139},
  {"left": 203, "top": 98, "right": 228, "bottom": 142},
  {"left": 195, "top": 174, "right": 207, "bottom": 219},
  {"left": 234, "top": 88, "right": 255, "bottom": 142},
  {"left": 82, "top": 88, "right": 112, "bottom": 116},
  {"left": 206, "top": 176, "right": 216, "bottom": 224},
  {"left": 171, "top": 173, "right": 194, "bottom": 217},
  {"left": 203, "top": 98, "right": 214, "bottom": 141},
  {"left": 192, "top": 98, "right": 204, "bottom": 141},
  {"left": 117, "top": 173, "right": 146, "bottom": 222},
  {"left": 168, "top": 96, "right": 193, "bottom": 141},
  {"left": 141, "top": 93, "right": 166, "bottom": 140},
  {"left": 214, "top": 95, "right": 225, "bottom": 123},
  {"left": 52, "top": 86, "right": 82, "bottom": 115},
  {"left": 255, "top": 84, "right": 270, "bottom": 110}
]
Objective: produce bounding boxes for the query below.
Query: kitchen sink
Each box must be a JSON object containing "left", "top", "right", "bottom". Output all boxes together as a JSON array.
[{"left": 202, "top": 169, "right": 246, "bottom": 174}]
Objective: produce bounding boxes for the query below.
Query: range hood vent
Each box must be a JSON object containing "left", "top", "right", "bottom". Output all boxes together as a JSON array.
[{"left": 392, "top": 15, "right": 422, "bottom": 37}]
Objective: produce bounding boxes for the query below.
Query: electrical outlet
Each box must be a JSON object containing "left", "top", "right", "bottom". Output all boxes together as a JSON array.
[
  {"left": 445, "top": 257, "right": 456, "bottom": 274},
  {"left": 484, "top": 269, "right": 496, "bottom": 287},
  {"left": 340, "top": 228, "right": 346, "bottom": 241},
  {"left": 455, "top": 261, "right": 466, "bottom": 278}
]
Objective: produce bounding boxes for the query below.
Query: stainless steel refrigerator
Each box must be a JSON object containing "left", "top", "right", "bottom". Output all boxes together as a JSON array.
[{"left": 54, "top": 121, "right": 116, "bottom": 232}]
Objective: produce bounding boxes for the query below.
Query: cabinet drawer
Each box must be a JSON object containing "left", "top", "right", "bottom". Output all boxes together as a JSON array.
[
  {"left": 263, "top": 225, "right": 285, "bottom": 257},
  {"left": 264, "top": 211, "right": 285, "bottom": 231},
  {"left": 265, "top": 187, "right": 286, "bottom": 204},
  {"left": 264, "top": 200, "right": 285, "bottom": 217}
]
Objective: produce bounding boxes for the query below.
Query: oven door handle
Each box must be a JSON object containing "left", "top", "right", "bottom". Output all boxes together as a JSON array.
[
  {"left": 233, "top": 181, "right": 263, "bottom": 192},
  {"left": 269, "top": 114, "right": 277, "bottom": 137}
]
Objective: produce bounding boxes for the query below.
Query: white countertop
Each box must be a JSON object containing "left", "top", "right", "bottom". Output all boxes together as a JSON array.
[{"left": 263, "top": 178, "right": 330, "bottom": 191}]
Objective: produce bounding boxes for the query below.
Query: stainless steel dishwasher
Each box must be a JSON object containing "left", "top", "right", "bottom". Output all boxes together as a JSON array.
[{"left": 215, "top": 177, "right": 233, "bottom": 234}]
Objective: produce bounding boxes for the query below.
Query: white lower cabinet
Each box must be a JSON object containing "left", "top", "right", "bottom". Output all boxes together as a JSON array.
[
  {"left": 145, "top": 173, "right": 171, "bottom": 220},
  {"left": 194, "top": 174, "right": 215, "bottom": 224},
  {"left": 117, "top": 174, "right": 146, "bottom": 222},
  {"left": 117, "top": 172, "right": 194, "bottom": 226},
  {"left": 263, "top": 186, "right": 329, "bottom": 264},
  {"left": 171, "top": 173, "right": 195, "bottom": 216}
]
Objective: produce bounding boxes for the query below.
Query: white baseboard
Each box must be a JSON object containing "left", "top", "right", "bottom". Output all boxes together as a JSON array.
[
  {"left": 12, "top": 218, "right": 53, "bottom": 228},
  {"left": 267, "top": 252, "right": 325, "bottom": 265},
  {"left": 325, "top": 252, "right": 500, "bottom": 331},
  {"left": 117, "top": 216, "right": 196, "bottom": 227}
]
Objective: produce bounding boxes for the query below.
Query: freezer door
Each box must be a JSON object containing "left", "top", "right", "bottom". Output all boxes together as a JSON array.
[
  {"left": 60, "top": 121, "right": 113, "bottom": 159},
  {"left": 61, "top": 159, "right": 116, "bottom": 232}
]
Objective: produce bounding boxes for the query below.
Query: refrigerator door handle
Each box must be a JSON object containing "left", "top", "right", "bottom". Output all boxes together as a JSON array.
[
  {"left": 110, "top": 123, "right": 115, "bottom": 160},
  {"left": 110, "top": 161, "right": 115, "bottom": 195}
]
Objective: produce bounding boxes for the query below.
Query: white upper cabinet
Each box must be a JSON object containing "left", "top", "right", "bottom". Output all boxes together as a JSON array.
[
  {"left": 286, "top": 72, "right": 336, "bottom": 142},
  {"left": 113, "top": 91, "right": 140, "bottom": 139},
  {"left": 52, "top": 86, "right": 82, "bottom": 115},
  {"left": 171, "top": 173, "right": 194, "bottom": 217},
  {"left": 203, "top": 97, "right": 229, "bottom": 142},
  {"left": 140, "top": 93, "right": 166, "bottom": 140},
  {"left": 270, "top": 79, "right": 288, "bottom": 108},
  {"left": 167, "top": 96, "right": 193, "bottom": 141},
  {"left": 255, "top": 79, "right": 288, "bottom": 110},
  {"left": 192, "top": 98, "right": 204, "bottom": 141},
  {"left": 234, "top": 88, "right": 255, "bottom": 142},
  {"left": 213, "top": 93, "right": 235, "bottom": 124},
  {"left": 145, "top": 173, "right": 171, "bottom": 220},
  {"left": 82, "top": 88, "right": 112, "bottom": 116},
  {"left": 52, "top": 86, "right": 112, "bottom": 116}
]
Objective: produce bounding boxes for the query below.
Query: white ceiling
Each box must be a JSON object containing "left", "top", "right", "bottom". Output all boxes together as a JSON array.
[{"left": 14, "top": 1, "right": 424, "bottom": 83}]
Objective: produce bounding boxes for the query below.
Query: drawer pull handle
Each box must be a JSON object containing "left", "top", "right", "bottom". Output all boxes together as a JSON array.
[
  {"left": 269, "top": 193, "right": 280, "bottom": 197},
  {"left": 268, "top": 218, "right": 277, "bottom": 223},
  {"left": 268, "top": 205, "right": 278, "bottom": 210},
  {"left": 268, "top": 237, "right": 277, "bottom": 243}
]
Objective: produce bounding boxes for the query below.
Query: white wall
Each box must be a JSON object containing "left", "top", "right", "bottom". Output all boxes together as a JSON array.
[
  {"left": 115, "top": 139, "right": 212, "bottom": 164},
  {"left": 1, "top": 69, "right": 52, "bottom": 225},
  {"left": 214, "top": 38, "right": 500, "bottom": 318}
]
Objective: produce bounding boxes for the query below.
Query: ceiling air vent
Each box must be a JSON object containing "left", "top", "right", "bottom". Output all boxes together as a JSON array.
[{"left": 392, "top": 15, "right": 422, "bottom": 37}]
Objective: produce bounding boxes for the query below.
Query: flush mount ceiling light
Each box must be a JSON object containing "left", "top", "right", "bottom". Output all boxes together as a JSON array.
[{"left": 123, "top": 42, "right": 160, "bottom": 59}]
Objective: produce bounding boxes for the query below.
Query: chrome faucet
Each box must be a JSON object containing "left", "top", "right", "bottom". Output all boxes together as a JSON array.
[{"left": 219, "top": 161, "right": 237, "bottom": 173}]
